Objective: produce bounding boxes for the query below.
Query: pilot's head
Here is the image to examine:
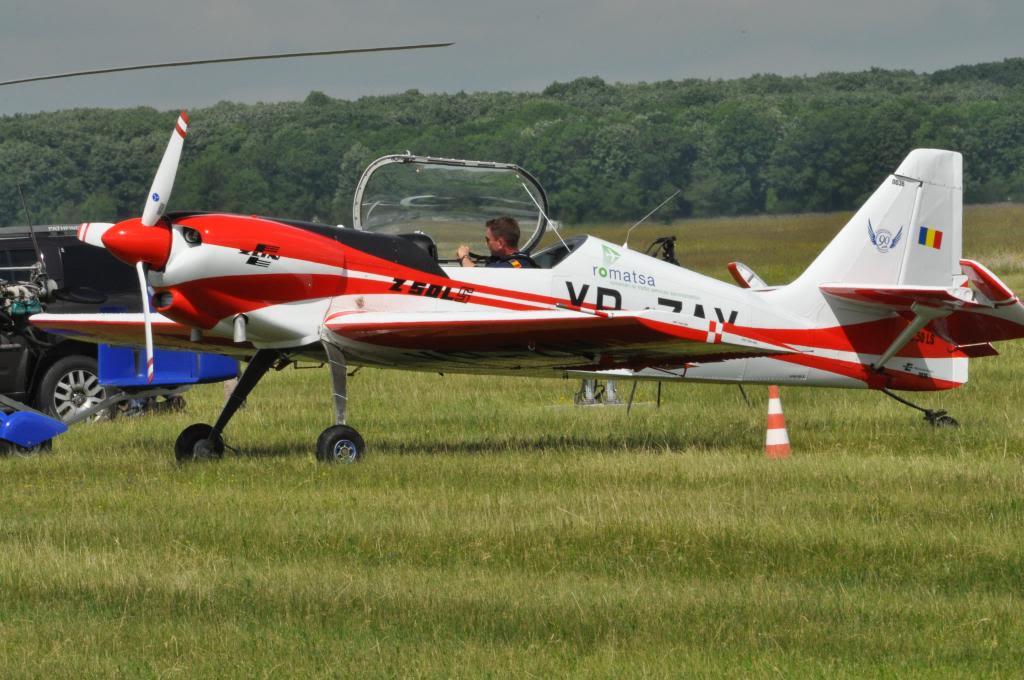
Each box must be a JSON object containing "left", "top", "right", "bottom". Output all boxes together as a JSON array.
[{"left": 484, "top": 216, "right": 520, "bottom": 256}]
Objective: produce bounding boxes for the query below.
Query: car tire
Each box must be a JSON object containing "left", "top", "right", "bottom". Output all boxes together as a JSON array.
[{"left": 36, "top": 355, "right": 110, "bottom": 422}]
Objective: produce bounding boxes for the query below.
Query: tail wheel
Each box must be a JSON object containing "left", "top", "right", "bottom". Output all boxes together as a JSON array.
[
  {"left": 927, "top": 412, "right": 960, "bottom": 428},
  {"left": 316, "top": 425, "right": 365, "bottom": 463},
  {"left": 175, "top": 423, "right": 224, "bottom": 462}
]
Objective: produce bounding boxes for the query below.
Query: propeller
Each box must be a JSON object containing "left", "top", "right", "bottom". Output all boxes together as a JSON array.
[
  {"left": 134, "top": 111, "right": 189, "bottom": 382},
  {"left": 78, "top": 113, "right": 189, "bottom": 382}
]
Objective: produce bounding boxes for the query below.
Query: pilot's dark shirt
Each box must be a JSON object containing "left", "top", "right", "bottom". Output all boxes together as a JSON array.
[{"left": 488, "top": 252, "right": 537, "bottom": 268}]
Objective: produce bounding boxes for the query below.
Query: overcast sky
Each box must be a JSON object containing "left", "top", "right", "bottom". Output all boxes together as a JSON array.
[{"left": 1, "top": 1, "right": 1022, "bottom": 116}]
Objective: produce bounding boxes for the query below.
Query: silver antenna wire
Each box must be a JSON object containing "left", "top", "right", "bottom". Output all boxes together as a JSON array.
[{"left": 623, "top": 188, "right": 681, "bottom": 248}]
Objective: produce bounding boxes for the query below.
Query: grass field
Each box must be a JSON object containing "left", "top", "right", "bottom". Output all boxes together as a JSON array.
[{"left": 2, "top": 206, "right": 1024, "bottom": 678}]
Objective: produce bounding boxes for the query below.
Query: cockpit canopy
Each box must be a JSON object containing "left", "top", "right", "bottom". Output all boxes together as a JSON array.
[{"left": 351, "top": 155, "right": 549, "bottom": 261}]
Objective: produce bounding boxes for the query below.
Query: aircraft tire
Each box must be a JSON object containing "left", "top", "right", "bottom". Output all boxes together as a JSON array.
[
  {"left": 315, "top": 425, "right": 365, "bottom": 463},
  {"left": 175, "top": 423, "right": 224, "bottom": 462}
]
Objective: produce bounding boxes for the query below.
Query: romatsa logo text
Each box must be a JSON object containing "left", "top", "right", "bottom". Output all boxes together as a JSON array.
[{"left": 592, "top": 265, "right": 656, "bottom": 287}]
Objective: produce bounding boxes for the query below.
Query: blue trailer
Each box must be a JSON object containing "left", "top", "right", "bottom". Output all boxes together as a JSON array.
[{"left": 0, "top": 346, "right": 238, "bottom": 453}]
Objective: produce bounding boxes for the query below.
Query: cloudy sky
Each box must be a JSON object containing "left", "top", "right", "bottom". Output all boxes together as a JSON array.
[{"left": 1, "top": 0, "right": 1021, "bottom": 115}]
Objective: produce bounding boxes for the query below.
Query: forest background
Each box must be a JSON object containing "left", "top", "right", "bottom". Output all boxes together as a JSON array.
[{"left": 1, "top": 57, "right": 1023, "bottom": 227}]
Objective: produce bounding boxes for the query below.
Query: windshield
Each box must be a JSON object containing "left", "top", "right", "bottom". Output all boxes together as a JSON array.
[{"left": 352, "top": 156, "right": 548, "bottom": 259}]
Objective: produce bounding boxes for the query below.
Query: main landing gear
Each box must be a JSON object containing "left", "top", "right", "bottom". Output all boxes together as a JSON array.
[
  {"left": 314, "top": 340, "right": 365, "bottom": 463},
  {"left": 881, "top": 387, "right": 959, "bottom": 428},
  {"left": 173, "top": 340, "right": 368, "bottom": 463}
]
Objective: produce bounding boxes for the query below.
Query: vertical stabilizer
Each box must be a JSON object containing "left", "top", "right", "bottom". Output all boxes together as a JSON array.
[{"left": 782, "top": 149, "right": 962, "bottom": 302}]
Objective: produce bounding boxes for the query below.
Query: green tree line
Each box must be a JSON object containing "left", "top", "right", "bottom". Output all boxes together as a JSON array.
[{"left": 2, "top": 58, "right": 1024, "bottom": 227}]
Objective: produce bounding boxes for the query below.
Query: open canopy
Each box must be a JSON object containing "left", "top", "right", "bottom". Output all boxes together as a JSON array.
[{"left": 351, "top": 154, "right": 549, "bottom": 260}]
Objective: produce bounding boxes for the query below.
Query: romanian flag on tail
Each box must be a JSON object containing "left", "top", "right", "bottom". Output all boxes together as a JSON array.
[{"left": 918, "top": 226, "right": 943, "bottom": 249}]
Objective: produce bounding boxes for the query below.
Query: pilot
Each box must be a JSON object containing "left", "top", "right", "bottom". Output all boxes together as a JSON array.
[{"left": 456, "top": 216, "right": 537, "bottom": 268}]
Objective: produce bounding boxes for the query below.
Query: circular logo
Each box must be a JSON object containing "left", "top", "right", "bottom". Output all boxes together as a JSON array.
[
  {"left": 151, "top": 192, "right": 160, "bottom": 202},
  {"left": 874, "top": 229, "right": 894, "bottom": 253}
]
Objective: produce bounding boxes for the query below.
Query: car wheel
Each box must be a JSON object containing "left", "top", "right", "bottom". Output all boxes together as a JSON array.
[{"left": 37, "top": 355, "right": 110, "bottom": 422}]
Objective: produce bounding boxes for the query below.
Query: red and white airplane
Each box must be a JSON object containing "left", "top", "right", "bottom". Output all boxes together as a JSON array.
[{"left": 31, "top": 112, "right": 1024, "bottom": 462}]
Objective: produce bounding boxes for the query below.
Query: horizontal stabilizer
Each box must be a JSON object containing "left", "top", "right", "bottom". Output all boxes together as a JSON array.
[
  {"left": 820, "top": 283, "right": 983, "bottom": 311},
  {"left": 960, "top": 259, "right": 1017, "bottom": 305},
  {"left": 821, "top": 275, "right": 1024, "bottom": 347},
  {"left": 727, "top": 261, "right": 769, "bottom": 290},
  {"left": 824, "top": 258, "right": 1019, "bottom": 313},
  {"left": 956, "top": 342, "right": 998, "bottom": 358}
]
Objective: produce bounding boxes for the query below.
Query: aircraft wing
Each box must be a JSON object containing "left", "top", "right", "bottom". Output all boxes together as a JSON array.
[
  {"left": 31, "top": 308, "right": 798, "bottom": 372},
  {"left": 323, "top": 308, "right": 796, "bottom": 371},
  {"left": 29, "top": 313, "right": 252, "bottom": 357}
]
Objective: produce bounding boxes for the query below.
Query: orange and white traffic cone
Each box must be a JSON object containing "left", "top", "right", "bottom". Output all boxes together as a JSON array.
[{"left": 765, "top": 385, "right": 790, "bottom": 458}]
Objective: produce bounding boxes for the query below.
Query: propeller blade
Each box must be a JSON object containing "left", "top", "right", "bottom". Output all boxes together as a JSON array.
[
  {"left": 141, "top": 111, "right": 189, "bottom": 227},
  {"left": 136, "top": 261, "right": 155, "bottom": 384},
  {"left": 77, "top": 222, "right": 115, "bottom": 248}
]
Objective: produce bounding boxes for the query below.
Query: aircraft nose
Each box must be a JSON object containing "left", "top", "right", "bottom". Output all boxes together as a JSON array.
[{"left": 100, "top": 218, "right": 172, "bottom": 270}]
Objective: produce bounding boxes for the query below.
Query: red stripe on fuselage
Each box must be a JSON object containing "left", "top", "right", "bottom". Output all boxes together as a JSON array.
[
  {"left": 159, "top": 273, "right": 348, "bottom": 327},
  {"left": 771, "top": 353, "right": 962, "bottom": 391},
  {"left": 753, "top": 317, "right": 961, "bottom": 359}
]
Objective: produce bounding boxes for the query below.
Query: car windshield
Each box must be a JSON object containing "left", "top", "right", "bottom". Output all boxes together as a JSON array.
[{"left": 353, "top": 156, "right": 548, "bottom": 259}]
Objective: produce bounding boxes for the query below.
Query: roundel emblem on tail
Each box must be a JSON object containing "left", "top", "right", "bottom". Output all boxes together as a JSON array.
[{"left": 868, "top": 220, "right": 903, "bottom": 254}]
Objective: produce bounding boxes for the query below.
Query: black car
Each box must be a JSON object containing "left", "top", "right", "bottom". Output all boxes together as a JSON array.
[{"left": 0, "top": 224, "right": 142, "bottom": 420}]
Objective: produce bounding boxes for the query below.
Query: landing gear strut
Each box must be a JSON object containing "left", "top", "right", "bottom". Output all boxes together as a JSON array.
[
  {"left": 174, "top": 349, "right": 280, "bottom": 462},
  {"left": 881, "top": 387, "right": 959, "bottom": 428},
  {"left": 315, "top": 338, "right": 365, "bottom": 463}
]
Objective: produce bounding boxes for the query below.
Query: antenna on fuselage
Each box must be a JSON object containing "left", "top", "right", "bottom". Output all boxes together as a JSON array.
[
  {"left": 520, "top": 182, "right": 569, "bottom": 251},
  {"left": 622, "top": 188, "right": 681, "bottom": 249}
]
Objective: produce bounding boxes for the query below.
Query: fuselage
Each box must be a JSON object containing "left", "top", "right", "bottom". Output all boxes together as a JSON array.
[{"left": 116, "top": 211, "right": 966, "bottom": 392}]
